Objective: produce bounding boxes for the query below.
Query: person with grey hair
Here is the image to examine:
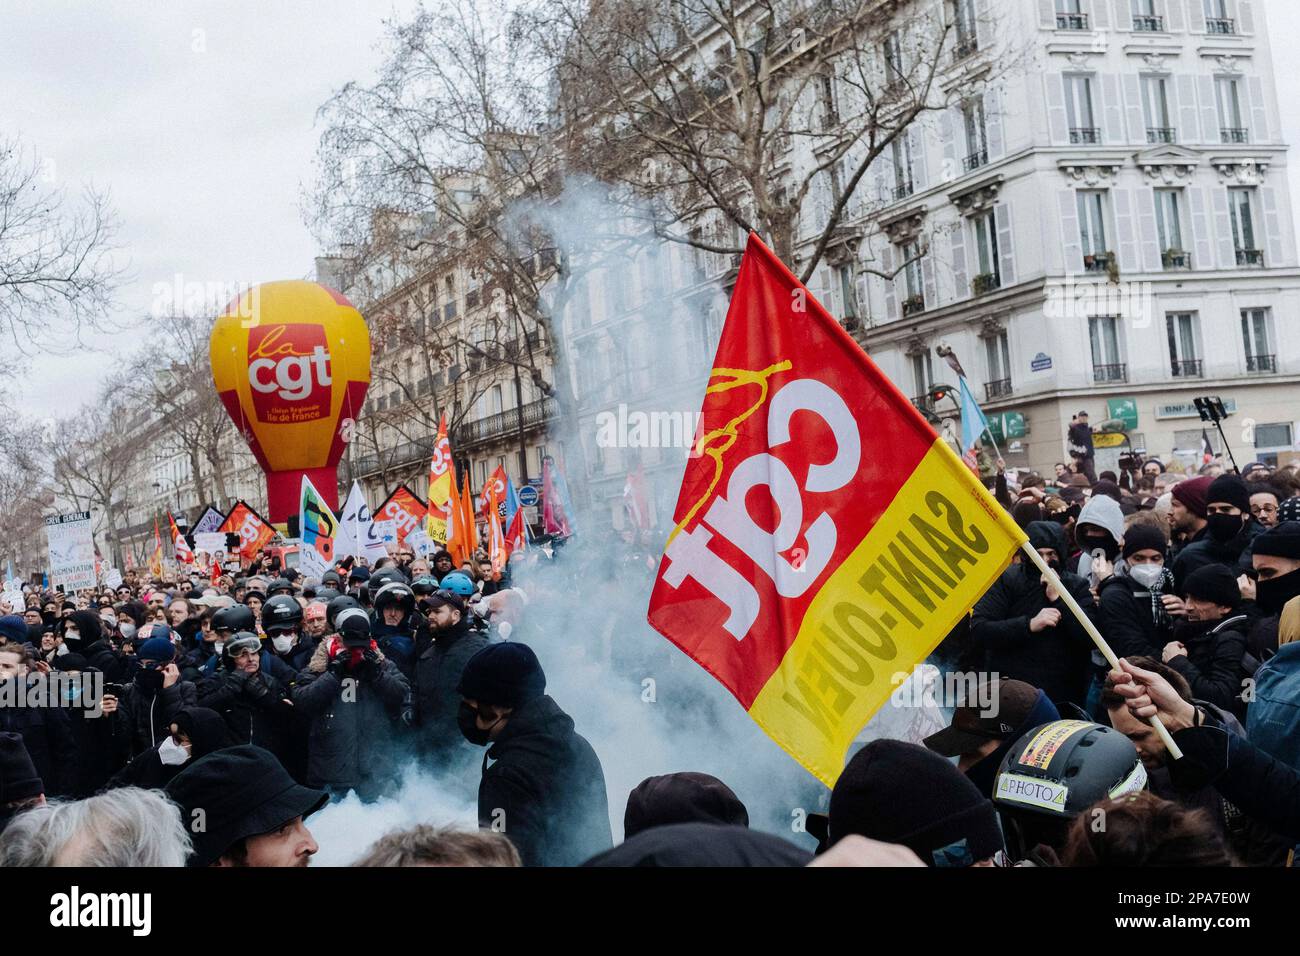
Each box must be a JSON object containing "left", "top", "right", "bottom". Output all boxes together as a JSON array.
[
  {"left": 352, "top": 824, "right": 521, "bottom": 867},
  {"left": 0, "top": 786, "right": 192, "bottom": 866}
]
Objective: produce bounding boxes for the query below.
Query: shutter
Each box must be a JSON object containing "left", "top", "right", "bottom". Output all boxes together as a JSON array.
[
  {"left": 1093, "top": 0, "right": 1111, "bottom": 29},
  {"left": 1167, "top": 0, "right": 1186, "bottom": 31},
  {"left": 951, "top": 223, "right": 970, "bottom": 299},
  {"left": 870, "top": 154, "right": 888, "bottom": 205},
  {"left": 1059, "top": 190, "right": 1084, "bottom": 274},
  {"left": 995, "top": 201, "right": 1016, "bottom": 285},
  {"left": 816, "top": 266, "right": 833, "bottom": 315},
  {"left": 1188, "top": 0, "right": 1206, "bottom": 33},
  {"left": 1116, "top": 0, "right": 1133, "bottom": 30},
  {"left": 1102, "top": 74, "right": 1125, "bottom": 144},
  {"left": 1198, "top": 75, "right": 1218, "bottom": 146},
  {"left": 1188, "top": 187, "right": 1214, "bottom": 268},
  {"left": 1261, "top": 186, "right": 1285, "bottom": 265},
  {"left": 1239, "top": 0, "right": 1256, "bottom": 34},
  {"left": 1138, "top": 188, "right": 1162, "bottom": 270},
  {"left": 1211, "top": 187, "right": 1235, "bottom": 268},
  {"left": 1123, "top": 74, "right": 1144, "bottom": 142},
  {"left": 883, "top": 245, "right": 898, "bottom": 319},
  {"left": 912, "top": 127, "right": 930, "bottom": 190},
  {"left": 1176, "top": 74, "right": 1199, "bottom": 143},
  {"left": 1247, "top": 76, "right": 1268, "bottom": 143},
  {"left": 986, "top": 87, "right": 1005, "bottom": 159},
  {"left": 1115, "top": 188, "right": 1140, "bottom": 272},
  {"left": 1038, "top": 0, "right": 1056, "bottom": 28},
  {"left": 940, "top": 109, "right": 957, "bottom": 175},
  {"left": 922, "top": 253, "right": 937, "bottom": 309},
  {"left": 1047, "top": 74, "right": 1068, "bottom": 145},
  {"left": 855, "top": 275, "right": 870, "bottom": 323}
]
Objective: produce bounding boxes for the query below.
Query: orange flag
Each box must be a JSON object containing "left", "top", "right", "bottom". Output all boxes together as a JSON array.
[{"left": 149, "top": 519, "right": 164, "bottom": 578}]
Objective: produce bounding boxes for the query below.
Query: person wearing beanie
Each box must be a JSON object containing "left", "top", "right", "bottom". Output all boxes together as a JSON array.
[
  {"left": 623, "top": 772, "right": 749, "bottom": 839},
  {"left": 826, "top": 740, "right": 1005, "bottom": 866},
  {"left": 0, "top": 615, "right": 28, "bottom": 647},
  {"left": 0, "top": 732, "right": 45, "bottom": 832},
  {"left": 113, "top": 634, "right": 197, "bottom": 758},
  {"left": 1252, "top": 521, "right": 1300, "bottom": 621},
  {"left": 0, "top": 644, "right": 77, "bottom": 797},
  {"left": 412, "top": 587, "right": 488, "bottom": 766},
  {"left": 165, "top": 745, "right": 327, "bottom": 866},
  {"left": 456, "top": 642, "right": 612, "bottom": 866},
  {"left": 1170, "top": 475, "right": 1258, "bottom": 588},
  {"left": 1162, "top": 564, "right": 1252, "bottom": 717},
  {"left": 1099, "top": 522, "right": 1176, "bottom": 660},
  {"left": 108, "top": 705, "right": 236, "bottom": 792}
]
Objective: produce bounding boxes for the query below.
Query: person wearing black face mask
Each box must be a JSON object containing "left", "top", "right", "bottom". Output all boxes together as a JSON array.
[
  {"left": 970, "top": 521, "right": 1099, "bottom": 709},
  {"left": 1073, "top": 494, "right": 1125, "bottom": 583},
  {"left": 1245, "top": 522, "right": 1300, "bottom": 660},
  {"left": 1161, "top": 565, "right": 1253, "bottom": 719},
  {"left": 1176, "top": 475, "right": 1262, "bottom": 586},
  {"left": 113, "top": 637, "right": 197, "bottom": 758}
]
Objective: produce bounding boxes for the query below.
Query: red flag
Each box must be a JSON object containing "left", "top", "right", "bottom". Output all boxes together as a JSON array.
[
  {"left": 149, "top": 519, "right": 164, "bottom": 578},
  {"left": 168, "top": 512, "right": 194, "bottom": 565}
]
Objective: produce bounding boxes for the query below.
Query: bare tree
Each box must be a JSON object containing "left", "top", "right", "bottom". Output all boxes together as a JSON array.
[
  {"left": 0, "top": 137, "right": 124, "bottom": 350},
  {"left": 49, "top": 398, "right": 138, "bottom": 568}
]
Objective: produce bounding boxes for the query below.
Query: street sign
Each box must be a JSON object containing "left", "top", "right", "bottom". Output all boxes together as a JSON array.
[
  {"left": 517, "top": 485, "right": 539, "bottom": 507},
  {"left": 1030, "top": 352, "right": 1053, "bottom": 372},
  {"left": 1107, "top": 397, "right": 1139, "bottom": 430}
]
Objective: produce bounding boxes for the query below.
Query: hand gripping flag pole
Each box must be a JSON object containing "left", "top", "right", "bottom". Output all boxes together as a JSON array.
[{"left": 1018, "top": 542, "right": 1183, "bottom": 760}]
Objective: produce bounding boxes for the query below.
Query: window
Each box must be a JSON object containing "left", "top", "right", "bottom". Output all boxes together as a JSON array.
[
  {"left": 1229, "top": 188, "right": 1262, "bottom": 264},
  {"left": 891, "top": 134, "right": 914, "bottom": 199},
  {"left": 911, "top": 351, "right": 933, "bottom": 396},
  {"left": 1154, "top": 189, "right": 1189, "bottom": 267},
  {"left": 1165, "top": 312, "right": 1202, "bottom": 377},
  {"left": 953, "top": 0, "right": 978, "bottom": 57},
  {"left": 1204, "top": 0, "right": 1235, "bottom": 34},
  {"left": 1057, "top": 0, "right": 1087, "bottom": 29},
  {"left": 489, "top": 385, "right": 503, "bottom": 416},
  {"left": 962, "top": 98, "right": 988, "bottom": 169},
  {"left": 1132, "top": 0, "right": 1164, "bottom": 31},
  {"left": 883, "top": 31, "right": 904, "bottom": 85},
  {"left": 1142, "top": 75, "right": 1174, "bottom": 142},
  {"left": 1254, "top": 424, "right": 1293, "bottom": 466},
  {"left": 1089, "top": 315, "right": 1125, "bottom": 381},
  {"left": 839, "top": 265, "right": 860, "bottom": 319},
  {"left": 972, "top": 211, "right": 1000, "bottom": 293},
  {"left": 1064, "top": 75, "right": 1099, "bottom": 143},
  {"left": 1077, "top": 191, "right": 1111, "bottom": 269},
  {"left": 1217, "top": 77, "right": 1247, "bottom": 142},
  {"left": 819, "top": 73, "right": 839, "bottom": 130},
  {"left": 901, "top": 242, "right": 925, "bottom": 314},
  {"left": 1241, "top": 308, "right": 1276, "bottom": 372},
  {"left": 984, "top": 331, "right": 1012, "bottom": 398}
]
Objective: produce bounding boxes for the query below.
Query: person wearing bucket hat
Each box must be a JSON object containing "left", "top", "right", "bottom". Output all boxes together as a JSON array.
[
  {"left": 456, "top": 643, "right": 611, "bottom": 866},
  {"left": 165, "top": 744, "right": 327, "bottom": 866}
]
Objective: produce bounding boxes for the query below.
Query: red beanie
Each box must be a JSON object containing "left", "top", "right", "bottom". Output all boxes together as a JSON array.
[{"left": 1170, "top": 476, "right": 1213, "bottom": 519}]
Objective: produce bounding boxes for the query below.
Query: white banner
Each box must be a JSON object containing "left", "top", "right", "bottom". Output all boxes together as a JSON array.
[
  {"left": 337, "top": 482, "right": 389, "bottom": 563},
  {"left": 45, "top": 512, "right": 96, "bottom": 592},
  {"left": 372, "top": 519, "right": 399, "bottom": 553}
]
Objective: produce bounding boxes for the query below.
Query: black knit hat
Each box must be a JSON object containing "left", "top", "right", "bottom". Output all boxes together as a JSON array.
[
  {"left": 1207, "top": 474, "right": 1251, "bottom": 513},
  {"left": 164, "top": 745, "right": 328, "bottom": 868},
  {"left": 0, "top": 731, "right": 43, "bottom": 803},
  {"left": 1182, "top": 563, "right": 1241, "bottom": 608},
  {"left": 456, "top": 642, "right": 546, "bottom": 708},
  {"left": 828, "top": 740, "right": 1004, "bottom": 866},
  {"left": 624, "top": 772, "right": 749, "bottom": 839},
  {"left": 1254, "top": 520, "right": 1300, "bottom": 560},
  {"left": 1122, "top": 523, "right": 1168, "bottom": 560}
]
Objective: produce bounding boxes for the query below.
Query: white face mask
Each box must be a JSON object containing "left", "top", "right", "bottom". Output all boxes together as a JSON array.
[
  {"left": 65, "top": 628, "right": 79, "bottom": 643},
  {"left": 55, "top": 643, "right": 70, "bottom": 657},
  {"left": 119, "top": 622, "right": 137, "bottom": 640},
  {"left": 271, "top": 635, "right": 295, "bottom": 653},
  {"left": 213, "top": 641, "right": 225, "bottom": 656},
  {"left": 101, "top": 615, "right": 117, "bottom": 628},
  {"left": 158, "top": 736, "right": 190, "bottom": 767},
  {"left": 1128, "top": 563, "right": 1165, "bottom": 589}
]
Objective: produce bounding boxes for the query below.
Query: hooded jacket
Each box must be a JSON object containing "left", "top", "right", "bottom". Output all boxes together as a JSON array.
[
  {"left": 1073, "top": 495, "right": 1125, "bottom": 579},
  {"left": 1165, "top": 613, "right": 1252, "bottom": 718},
  {"left": 115, "top": 675, "right": 198, "bottom": 756},
  {"left": 1173, "top": 519, "right": 1262, "bottom": 589},
  {"left": 412, "top": 616, "right": 488, "bottom": 759},
  {"left": 1246, "top": 640, "right": 1300, "bottom": 771},
  {"left": 969, "top": 522, "right": 1099, "bottom": 708},
  {"left": 0, "top": 676, "right": 78, "bottom": 796},
  {"left": 478, "top": 693, "right": 612, "bottom": 867},
  {"left": 583, "top": 823, "right": 811, "bottom": 867},
  {"left": 107, "top": 706, "right": 234, "bottom": 791}
]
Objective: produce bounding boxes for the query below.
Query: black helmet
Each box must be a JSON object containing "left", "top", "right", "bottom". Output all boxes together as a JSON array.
[
  {"left": 410, "top": 576, "right": 439, "bottom": 597},
  {"left": 261, "top": 595, "right": 304, "bottom": 634},
  {"left": 314, "top": 586, "right": 341, "bottom": 604},
  {"left": 335, "top": 607, "right": 371, "bottom": 646},
  {"left": 326, "top": 594, "right": 363, "bottom": 628},
  {"left": 369, "top": 567, "right": 407, "bottom": 592},
  {"left": 267, "top": 577, "right": 294, "bottom": 597},
  {"left": 212, "top": 604, "right": 256, "bottom": 635},
  {"left": 993, "top": 720, "right": 1145, "bottom": 820},
  {"left": 372, "top": 581, "right": 415, "bottom": 616}
]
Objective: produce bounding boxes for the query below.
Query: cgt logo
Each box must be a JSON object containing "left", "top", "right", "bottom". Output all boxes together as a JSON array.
[{"left": 247, "top": 324, "right": 332, "bottom": 424}]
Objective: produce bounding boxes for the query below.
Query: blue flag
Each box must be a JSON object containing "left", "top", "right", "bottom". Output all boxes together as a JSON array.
[{"left": 959, "top": 376, "right": 992, "bottom": 468}]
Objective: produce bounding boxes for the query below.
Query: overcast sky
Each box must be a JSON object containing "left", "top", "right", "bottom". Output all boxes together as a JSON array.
[{"left": 4, "top": 0, "right": 1299, "bottom": 422}]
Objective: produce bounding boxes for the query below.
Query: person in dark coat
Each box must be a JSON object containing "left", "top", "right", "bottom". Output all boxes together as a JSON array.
[
  {"left": 291, "top": 609, "right": 410, "bottom": 802},
  {"left": 624, "top": 772, "right": 749, "bottom": 839},
  {"left": 583, "top": 823, "right": 811, "bottom": 867},
  {"left": 49, "top": 653, "right": 128, "bottom": 796},
  {"left": 1066, "top": 411, "right": 1096, "bottom": 484},
  {"left": 1097, "top": 523, "right": 1177, "bottom": 660},
  {"left": 412, "top": 590, "right": 488, "bottom": 763},
  {"left": 1173, "top": 475, "right": 1261, "bottom": 587},
  {"left": 1163, "top": 564, "right": 1253, "bottom": 718},
  {"left": 114, "top": 636, "right": 198, "bottom": 757},
  {"left": 370, "top": 581, "right": 420, "bottom": 679},
  {"left": 457, "top": 642, "right": 612, "bottom": 867},
  {"left": 0, "top": 731, "right": 45, "bottom": 832},
  {"left": 0, "top": 644, "right": 77, "bottom": 797},
  {"left": 108, "top": 705, "right": 234, "bottom": 791},
  {"left": 196, "top": 632, "right": 296, "bottom": 761},
  {"left": 969, "top": 521, "right": 1098, "bottom": 708}
]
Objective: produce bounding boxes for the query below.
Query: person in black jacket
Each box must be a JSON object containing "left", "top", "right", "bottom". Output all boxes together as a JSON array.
[
  {"left": 197, "top": 632, "right": 296, "bottom": 760},
  {"left": 49, "top": 653, "right": 128, "bottom": 796},
  {"left": 114, "top": 636, "right": 198, "bottom": 757},
  {"left": 456, "top": 641, "right": 612, "bottom": 867},
  {"left": 413, "top": 590, "right": 489, "bottom": 765},
  {"left": 1163, "top": 564, "right": 1253, "bottom": 718},
  {"left": 0, "top": 644, "right": 77, "bottom": 797},
  {"left": 969, "top": 521, "right": 1098, "bottom": 708},
  {"left": 1097, "top": 523, "right": 1179, "bottom": 660},
  {"left": 108, "top": 705, "right": 234, "bottom": 791},
  {"left": 1173, "top": 475, "right": 1261, "bottom": 587}
]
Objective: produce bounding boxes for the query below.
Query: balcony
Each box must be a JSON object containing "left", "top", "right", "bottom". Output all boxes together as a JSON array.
[
  {"left": 972, "top": 272, "right": 1001, "bottom": 295},
  {"left": 1246, "top": 353, "right": 1277, "bottom": 373},
  {"left": 1206, "top": 17, "right": 1236, "bottom": 35},
  {"left": 451, "top": 397, "right": 559, "bottom": 450},
  {"left": 893, "top": 180, "right": 915, "bottom": 201},
  {"left": 1070, "top": 127, "right": 1102, "bottom": 145},
  {"left": 901, "top": 294, "right": 926, "bottom": 317},
  {"left": 963, "top": 148, "right": 988, "bottom": 172},
  {"left": 1133, "top": 14, "right": 1164, "bottom": 32},
  {"left": 953, "top": 36, "right": 979, "bottom": 62},
  {"left": 1083, "top": 251, "right": 1115, "bottom": 274},
  {"left": 1147, "top": 127, "right": 1177, "bottom": 144},
  {"left": 1171, "top": 358, "right": 1203, "bottom": 378},
  {"left": 1057, "top": 13, "right": 1088, "bottom": 30},
  {"left": 1093, "top": 363, "right": 1128, "bottom": 383},
  {"left": 1161, "top": 249, "right": 1192, "bottom": 270},
  {"left": 1236, "top": 248, "right": 1264, "bottom": 267},
  {"left": 985, "top": 378, "right": 1012, "bottom": 401},
  {"left": 1221, "top": 127, "right": 1250, "bottom": 144}
]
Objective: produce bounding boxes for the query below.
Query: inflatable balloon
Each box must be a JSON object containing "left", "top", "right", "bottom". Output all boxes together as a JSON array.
[{"left": 209, "top": 280, "right": 370, "bottom": 523}]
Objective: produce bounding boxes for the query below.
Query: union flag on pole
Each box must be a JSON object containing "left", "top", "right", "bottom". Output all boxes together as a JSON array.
[
  {"left": 426, "top": 413, "right": 453, "bottom": 545},
  {"left": 149, "top": 519, "right": 164, "bottom": 578},
  {"left": 168, "top": 512, "right": 193, "bottom": 565},
  {"left": 647, "top": 234, "right": 1026, "bottom": 786}
]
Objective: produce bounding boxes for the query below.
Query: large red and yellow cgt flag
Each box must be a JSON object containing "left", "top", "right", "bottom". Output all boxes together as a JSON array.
[
  {"left": 426, "top": 413, "right": 453, "bottom": 545},
  {"left": 648, "top": 234, "right": 1027, "bottom": 787}
]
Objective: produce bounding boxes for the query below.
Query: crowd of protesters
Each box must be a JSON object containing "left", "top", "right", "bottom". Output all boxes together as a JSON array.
[{"left": 2, "top": 440, "right": 1300, "bottom": 868}]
